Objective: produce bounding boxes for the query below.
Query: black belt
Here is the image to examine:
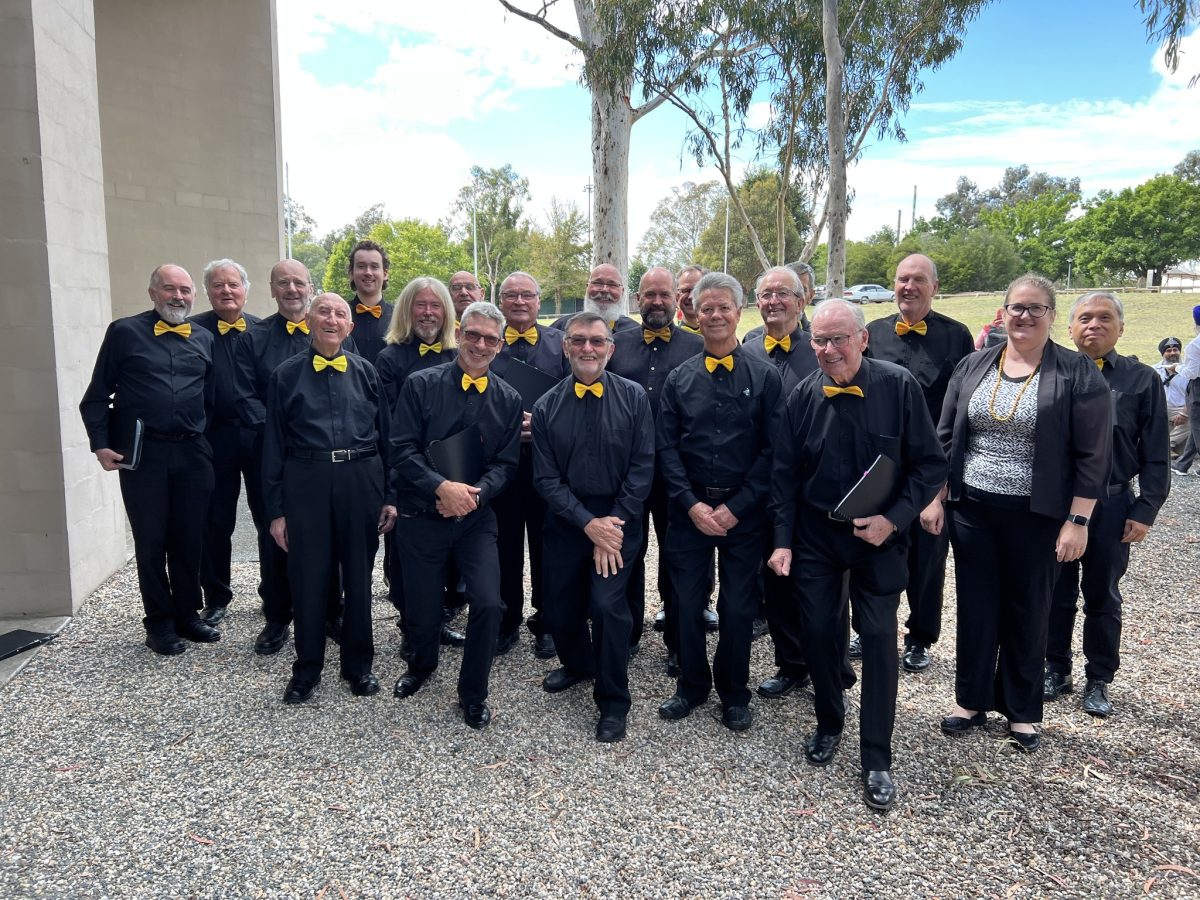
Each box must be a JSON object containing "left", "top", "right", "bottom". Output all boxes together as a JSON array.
[
  {"left": 1108, "top": 482, "right": 1132, "bottom": 496},
  {"left": 145, "top": 430, "right": 198, "bottom": 442},
  {"left": 694, "top": 485, "right": 735, "bottom": 501},
  {"left": 288, "top": 447, "right": 377, "bottom": 463}
]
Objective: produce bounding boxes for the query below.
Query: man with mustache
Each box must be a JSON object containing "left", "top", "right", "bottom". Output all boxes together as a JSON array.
[
  {"left": 675, "top": 265, "right": 706, "bottom": 334},
  {"left": 449, "top": 271, "right": 484, "bottom": 323},
  {"left": 347, "top": 240, "right": 393, "bottom": 365},
  {"left": 80, "top": 264, "right": 218, "bottom": 655},
  {"left": 552, "top": 264, "right": 640, "bottom": 334}
]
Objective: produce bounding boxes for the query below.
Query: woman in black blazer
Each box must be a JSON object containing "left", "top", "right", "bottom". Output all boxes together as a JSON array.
[{"left": 926, "top": 274, "right": 1111, "bottom": 752}]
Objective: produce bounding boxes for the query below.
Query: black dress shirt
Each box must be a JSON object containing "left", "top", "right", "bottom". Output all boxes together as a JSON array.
[
  {"left": 189, "top": 310, "right": 262, "bottom": 425},
  {"left": 1096, "top": 349, "right": 1170, "bottom": 525},
  {"left": 375, "top": 340, "right": 456, "bottom": 412},
  {"left": 233, "top": 313, "right": 358, "bottom": 433},
  {"left": 349, "top": 296, "right": 394, "bottom": 364},
  {"left": 391, "top": 362, "right": 522, "bottom": 514},
  {"left": 740, "top": 325, "right": 820, "bottom": 394},
  {"left": 262, "top": 346, "right": 392, "bottom": 519},
  {"left": 491, "top": 324, "right": 569, "bottom": 386},
  {"left": 531, "top": 372, "right": 655, "bottom": 530},
  {"left": 866, "top": 309, "right": 974, "bottom": 422},
  {"left": 771, "top": 357, "right": 947, "bottom": 547},
  {"left": 550, "top": 312, "right": 641, "bottom": 334},
  {"left": 609, "top": 324, "right": 704, "bottom": 417},
  {"left": 939, "top": 340, "right": 1112, "bottom": 518},
  {"left": 657, "top": 346, "right": 783, "bottom": 521},
  {"left": 80, "top": 309, "right": 214, "bottom": 448}
]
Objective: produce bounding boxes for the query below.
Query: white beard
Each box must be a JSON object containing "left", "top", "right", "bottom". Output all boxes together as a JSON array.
[
  {"left": 155, "top": 302, "right": 191, "bottom": 325},
  {"left": 583, "top": 298, "right": 619, "bottom": 326}
]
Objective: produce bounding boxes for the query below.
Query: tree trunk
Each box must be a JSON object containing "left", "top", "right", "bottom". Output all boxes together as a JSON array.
[
  {"left": 822, "top": 0, "right": 848, "bottom": 300},
  {"left": 591, "top": 86, "right": 632, "bottom": 286}
]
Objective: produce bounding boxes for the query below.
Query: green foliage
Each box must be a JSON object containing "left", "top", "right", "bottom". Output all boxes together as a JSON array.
[
  {"left": 895, "top": 228, "right": 1024, "bottom": 292},
  {"left": 844, "top": 241, "right": 892, "bottom": 286},
  {"left": 1174, "top": 149, "right": 1200, "bottom": 184},
  {"left": 451, "top": 165, "right": 531, "bottom": 301},
  {"left": 527, "top": 199, "right": 592, "bottom": 314},
  {"left": 292, "top": 240, "right": 328, "bottom": 292},
  {"left": 322, "top": 220, "right": 470, "bottom": 302},
  {"left": 635, "top": 181, "right": 725, "bottom": 271},
  {"left": 980, "top": 188, "right": 1079, "bottom": 281},
  {"left": 627, "top": 257, "right": 649, "bottom": 295}
]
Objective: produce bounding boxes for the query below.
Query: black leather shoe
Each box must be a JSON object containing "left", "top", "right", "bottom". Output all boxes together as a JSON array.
[
  {"left": 145, "top": 632, "right": 185, "bottom": 656},
  {"left": 848, "top": 634, "right": 863, "bottom": 660},
  {"left": 543, "top": 667, "right": 591, "bottom": 694},
  {"left": 902, "top": 643, "right": 931, "bottom": 672},
  {"left": 201, "top": 604, "right": 229, "bottom": 626},
  {"left": 254, "top": 622, "right": 290, "bottom": 656},
  {"left": 751, "top": 617, "right": 769, "bottom": 641},
  {"left": 325, "top": 616, "right": 343, "bottom": 645},
  {"left": 595, "top": 715, "right": 626, "bottom": 743},
  {"left": 940, "top": 711, "right": 987, "bottom": 735},
  {"left": 494, "top": 630, "right": 519, "bottom": 656},
  {"left": 440, "top": 625, "right": 466, "bottom": 647},
  {"left": 652, "top": 609, "right": 667, "bottom": 632},
  {"left": 863, "top": 770, "right": 897, "bottom": 811},
  {"left": 179, "top": 620, "right": 221, "bottom": 643},
  {"left": 805, "top": 732, "right": 841, "bottom": 766},
  {"left": 534, "top": 633, "right": 557, "bottom": 660},
  {"left": 1082, "top": 679, "right": 1112, "bottom": 717},
  {"left": 460, "top": 701, "right": 492, "bottom": 730},
  {"left": 283, "top": 675, "right": 320, "bottom": 704},
  {"left": 722, "top": 704, "right": 752, "bottom": 732},
  {"left": 1043, "top": 669, "right": 1074, "bottom": 701},
  {"left": 665, "top": 653, "right": 680, "bottom": 678},
  {"left": 393, "top": 672, "right": 427, "bottom": 699},
  {"left": 703, "top": 607, "right": 719, "bottom": 632},
  {"left": 1007, "top": 728, "right": 1041, "bottom": 753},
  {"left": 344, "top": 672, "right": 380, "bottom": 697},
  {"left": 658, "top": 693, "right": 702, "bottom": 720},
  {"left": 757, "top": 670, "right": 809, "bottom": 699}
]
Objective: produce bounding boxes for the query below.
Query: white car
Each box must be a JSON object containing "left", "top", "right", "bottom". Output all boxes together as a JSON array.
[{"left": 843, "top": 284, "right": 894, "bottom": 303}]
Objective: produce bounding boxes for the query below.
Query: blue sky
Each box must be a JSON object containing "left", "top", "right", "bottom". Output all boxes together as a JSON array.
[{"left": 279, "top": 1, "right": 1196, "bottom": 252}]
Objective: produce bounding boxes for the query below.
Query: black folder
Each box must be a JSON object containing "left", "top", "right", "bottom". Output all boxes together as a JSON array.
[
  {"left": 832, "top": 454, "right": 897, "bottom": 521},
  {"left": 108, "top": 409, "right": 144, "bottom": 471},
  {"left": 426, "top": 424, "right": 484, "bottom": 484},
  {"left": 498, "top": 357, "right": 560, "bottom": 410},
  {"left": 0, "top": 628, "right": 55, "bottom": 662}
]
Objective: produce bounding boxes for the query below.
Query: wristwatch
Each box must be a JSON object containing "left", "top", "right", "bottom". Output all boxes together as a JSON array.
[{"left": 1065, "top": 514, "right": 1090, "bottom": 527}]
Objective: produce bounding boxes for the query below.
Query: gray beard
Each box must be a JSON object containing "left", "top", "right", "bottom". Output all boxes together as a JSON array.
[
  {"left": 583, "top": 298, "right": 619, "bottom": 325},
  {"left": 155, "top": 302, "right": 190, "bottom": 325}
]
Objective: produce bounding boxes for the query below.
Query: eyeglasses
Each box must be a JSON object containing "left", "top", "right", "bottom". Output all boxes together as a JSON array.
[
  {"left": 810, "top": 334, "right": 858, "bottom": 349},
  {"left": 588, "top": 280, "right": 622, "bottom": 291},
  {"left": 450, "top": 282, "right": 480, "bottom": 293},
  {"left": 757, "top": 289, "right": 796, "bottom": 300},
  {"left": 1004, "top": 303, "right": 1052, "bottom": 319},
  {"left": 566, "top": 335, "right": 613, "bottom": 349},
  {"left": 460, "top": 329, "right": 502, "bottom": 348},
  {"left": 500, "top": 291, "right": 539, "bottom": 301}
]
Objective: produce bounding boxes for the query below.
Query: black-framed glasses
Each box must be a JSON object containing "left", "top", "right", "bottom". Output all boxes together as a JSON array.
[
  {"left": 1004, "top": 303, "right": 1052, "bottom": 319},
  {"left": 566, "top": 335, "right": 613, "bottom": 349},
  {"left": 460, "top": 329, "right": 502, "bottom": 348},
  {"left": 500, "top": 290, "right": 539, "bottom": 301},
  {"left": 810, "top": 334, "right": 857, "bottom": 349}
]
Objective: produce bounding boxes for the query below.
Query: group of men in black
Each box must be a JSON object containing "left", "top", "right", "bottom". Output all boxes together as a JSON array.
[{"left": 80, "top": 244, "right": 1166, "bottom": 812}]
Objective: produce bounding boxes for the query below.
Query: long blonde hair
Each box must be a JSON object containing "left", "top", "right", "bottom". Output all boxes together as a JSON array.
[{"left": 385, "top": 277, "right": 457, "bottom": 348}]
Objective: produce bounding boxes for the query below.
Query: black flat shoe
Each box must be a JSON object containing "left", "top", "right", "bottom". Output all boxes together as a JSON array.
[
  {"left": 543, "top": 667, "right": 591, "bottom": 693},
  {"left": 1043, "top": 669, "right": 1073, "bottom": 701},
  {"left": 344, "top": 672, "right": 380, "bottom": 697},
  {"left": 721, "top": 704, "right": 752, "bottom": 732},
  {"left": 901, "top": 643, "right": 930, "bottom": 672},
  {"left": 393, "top": 672, "right": 428, "bottom": 699},
  {"left": 940, "top": 711, "right": 988, "bottom": 735},
  {"left": 440, "top": 625, "right": 466, "bottom": 647},
  {"left": 863, "top": 770, "right": 897, "bottom": 811},
  {"left": 283, "top": 675, "right": 320, "bottom": 704},
  {"left": 494, "top": 630, "right": 519, "bottom": 656},
  {"left": 200, "top": 604, "right": 229, "bottom": 626},
  {"left": 145, "top": 632, "right": 185, "bottom": 656},
  {"left": 805, "top": 732, "right": 841, "bottom": 766},
  {"left": 178, "top": 620, "right": 220, "bottom": 643},
  {"left": 255, "top": 622, "right": 290, "bottom": 656},
  {"left": 534, "top": 633, "right": 557, "bottom": 660},
  {"left": 1007, "top": 728, "right": 1041, "bottom": 753},
  {"left": 595, "top": 716, "right": 626, "bottom": 743},
  {"left": 460, "top": 701, "right": 492, "bottom": 730},
  {"left": 658, "top": 694, "right": 702, "bottom": 721},
  {"left": 1082, "top": 679, "right": 1113, "bottom": 718},
  {"left": 757, "top": 670, "right": 809, "bottom": 699}
]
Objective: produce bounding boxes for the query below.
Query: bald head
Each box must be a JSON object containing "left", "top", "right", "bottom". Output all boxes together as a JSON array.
[
  {"left": 893, "top": 253, "right": 939, "bottom": 324},
  {"left": 270, "top": 259, "right": 312, "bottom": 320}
]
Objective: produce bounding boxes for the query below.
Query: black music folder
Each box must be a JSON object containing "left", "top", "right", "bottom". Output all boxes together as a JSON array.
[
  {"left": 0, "top": 628, "right": 55, "bottom": 662},
  {"left": 108, "top": 409, "right": 144, "bottom": 471},
  {"left": 832, "top": 454, "right": 897, "bottom": 521},
  {"left": 426, "top": 424, "right": 484, "bottom": 484},
  {"left": 499, "top": 357, "right": 560, "bottom": 410}
]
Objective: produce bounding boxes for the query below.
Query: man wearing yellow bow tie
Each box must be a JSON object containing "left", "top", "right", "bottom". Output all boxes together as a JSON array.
[
  {"left": 390, "top": 302, "right": 522, "bottom": 729},
  {"left": 768, "top": 299, "right": 946, "bottom": 811},
  {"left": 80, "top": 264, "right": 218, "bottom": 656},
  {"left": 190, "top": 259, "right": 262, "bottom": 627},
  {"left": 490, "top": 272, "right": 568, "bottom": 659},
  {"left": 656, "top": 272, "right": 783, "bottom": 735},
  {"left": 263, "top": 293, "right": 396, "bottom": 705},
  {"left": 863, "top": 254, "right": 973, "bottom": 674},
  {"left": 347, "top": 240, "right": 394, "bottom": 365},
  {"left": 531, "top": 312, "right": 655, "bottom": 743},
  {"left": 551, "top": 263, "right": 640, "bottom": 334}
]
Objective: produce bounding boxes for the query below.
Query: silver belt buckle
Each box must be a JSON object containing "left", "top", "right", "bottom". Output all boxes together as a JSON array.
[{"left": 330, "top": 449, "right": 350, "bottom": 463}]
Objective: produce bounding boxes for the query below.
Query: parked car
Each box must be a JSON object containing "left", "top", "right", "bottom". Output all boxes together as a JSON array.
[
  {"left": 843, "top": 283, "right": 894, "bottom": 303},
  {"left": 813, "top": 284, "right": 828, "bottom": 301}
]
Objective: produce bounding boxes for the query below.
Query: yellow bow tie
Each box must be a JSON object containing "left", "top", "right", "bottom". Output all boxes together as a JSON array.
[
  {"left": 574, "top": 380, "right": 604, "bottom": 399},
  {"left": 679, "top": 323, "right": 701, "bottom": 335},
  {"left": 217, "top": 317, "right": 246, "bottom": 335},
  {"left": 505, "top": 326, "right": 538, "bottom": 346},
  {"left": 823, "top": 384, "right": 865, "bottom": 398},
  {"left": 154, "top": 320, "right": 191, "bottom": 338},
  {"left": 1095, "top": 358, "right": 1106, "bottom": 370},
  {"left": 764, "top": 334, "right": 791, "bottom": 353},
  {"left": 356, "top": 303, "right": 382, "bottom": 319},
  {"left": 895, "top": 319, "right": 928, "bottom": 336},
  {"left": 643, "top": 327, "right": 672, "bottom": 344},
  {"left": 286, "top": 319, "right": 309, "bottom": 335},
  {"left": 419, "top": 342, "right": 442, "bottom": 356},
  {"left": 462, "top": 373, "right": 488, "bottom": 393},
  {"left": 704, "top": 355, "right": 734, "bottom": 373},
  {"left": 312, "top": 354, "right": 347, "bottom": 373}
]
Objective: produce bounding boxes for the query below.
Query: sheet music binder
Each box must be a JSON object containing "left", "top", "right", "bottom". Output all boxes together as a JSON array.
[
  {"left": 108, "top": 409, "right": 144, "bottom": 471},
  {"left": 425, "top": 424, "right": 484, "bottom": 485},
  {"left": 832, "top": 454, "right": 897, "bottom": 521}
]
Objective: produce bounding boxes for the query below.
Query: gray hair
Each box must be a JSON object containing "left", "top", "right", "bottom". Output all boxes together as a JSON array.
[
  {"left": 202, "top": 258, "right": 250, "bottom": 295},
  {"left": 786, "top": 260, "right": 816, "bottom": 295},
  {"left": 811, "top": 298, "right": 866, "bottom": 331},
  {"left": 678, "top": 264, "right": 709, "bottom": 280},
  {"left": 460, "top": 300, "right": 506, "bottom": 332},
  {"left": 1071, "top": 290, "right": 1124, "bottom": 323},
  {"left": 693, "top": 271, "right": 745, "bottom": 309},
  {"left": 755, "top": 265, "right": 802, "bottom": 295},
  {"left": 500, "top": 270, "right": 542, "bottom": 295}
]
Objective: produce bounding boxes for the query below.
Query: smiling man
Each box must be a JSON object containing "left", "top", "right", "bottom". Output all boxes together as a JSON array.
[
  {"left": 551, "top": 263, "right": 640, "bottom": 334},
  {"left": 1044, "top": 292, "right": 1169, "bottom": 718},
  {"left": 675, "top": 264, "right": 707, "bottom": 334},
  {"left": 448, "top": 270, "right": 484, "bottom": 321},
  {"left": 345, "top": 240, "right": 393, "bottom": 365}
]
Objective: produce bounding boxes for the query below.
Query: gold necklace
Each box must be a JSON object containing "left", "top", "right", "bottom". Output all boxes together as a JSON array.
[{"left": 987, "top": 345, "right": 1039, "bottom": 422}]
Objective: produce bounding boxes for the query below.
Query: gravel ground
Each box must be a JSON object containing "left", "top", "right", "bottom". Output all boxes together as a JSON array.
[{"left": 1, "top": 480, "right": 1198, "bottom": 899}]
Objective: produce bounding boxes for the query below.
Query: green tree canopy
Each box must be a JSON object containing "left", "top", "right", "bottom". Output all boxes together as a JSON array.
[
  {"left": 980, "top": 187, "right": 1080, "bottom": 282},
  {"left": 527, "top": 199, "right": 592, "bottom": 315},
  {"left": 451, "top": 165, "right": 531, "bottom": 302},
  {"left": 323, "top": 220, "right": 471, "bottom": 302},
  {"left": 635, "top": 181, "right": 725, "bottom": 272},
  {"left": 895, "top": 227, "right": 1023, "bottom": 293}
]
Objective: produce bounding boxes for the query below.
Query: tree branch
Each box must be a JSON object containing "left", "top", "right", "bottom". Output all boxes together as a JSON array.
[{"left": 497, "top": 0, "right": 585, "bottom": 51}]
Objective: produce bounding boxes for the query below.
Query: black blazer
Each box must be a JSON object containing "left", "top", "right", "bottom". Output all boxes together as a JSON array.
[{"left": 938, "top": 340, "right": 1112, "bottom": 519}]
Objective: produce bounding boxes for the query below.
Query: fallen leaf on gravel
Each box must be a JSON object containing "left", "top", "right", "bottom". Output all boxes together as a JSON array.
[
  {"left": 326, "top": 804, "right": 348, "bottom": 813},
  {"left": 665, "top": 824, "right": 690, "bottom": 832},
  {"left": 186, "top": 833, "right": 213, "bottom": 845},
  {"left": 479, "top": 760, "right": 510, "bottom": 770},
  {"left": 1144, "top": 876, "right": 1156, "bottom": 893},
  {"left": 789, "top": 808, "right": 816, "bottom": 817},
  {"left": 1154, "top": 864, "right": 1199, "bottom": 877},
  {"left": 53, "top": 765, "right": 82, "bottom": 772}
]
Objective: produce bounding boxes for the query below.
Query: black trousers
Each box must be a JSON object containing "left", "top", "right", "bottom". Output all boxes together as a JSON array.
[
  {"left": 902, "top": 520, "right": 950, "bottom": 647},
  {"left": 395, "top": 508, "right": 502, "bottom": 705},
  {"left": 667, "top": 509, "right": 763, "bottom": 708},
  {"left": 387, "top": 529, "right": 464, "bottom": 633},
  {"left": 491, "top": 445, "right": 547, "bottom": 638},
  {"left": 763, "top": 529, "right": 806, "bottom": 676},
  {"left": 948, "top": 496, "right": 1061, "bottom": 723},
  {"left": 199, "top": 420, "right": 260, "bottom": 608},
  {"left": 542, "top": 499, "right": 641, "bottom": 718},
  {"left": 119, "top": 436, "right": 214, "bottom": 635},
  {"left": 283, "top": 455, "right": 381, "bottom": 681},
  {"left": 1047, "top": 489, "right": 1131, "bottom": 684},
  {"left": 794, "top": 506, "right": 905, "bottom": 772},
  {"left": 626, "top": 470, "right": 671, "bottom": 648}
]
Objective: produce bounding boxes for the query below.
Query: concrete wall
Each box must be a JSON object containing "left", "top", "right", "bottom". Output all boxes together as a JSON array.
[
  {"left": 0, "top": 0, "right": 126, "bottom": 615},
  {"left": 95, "top": 0, "right": 283, "bottom": 316}
]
